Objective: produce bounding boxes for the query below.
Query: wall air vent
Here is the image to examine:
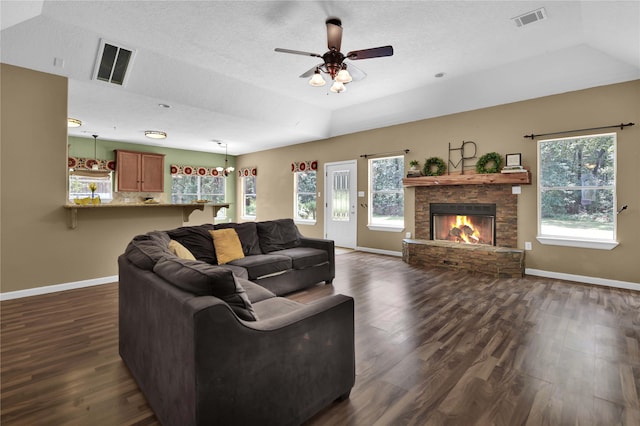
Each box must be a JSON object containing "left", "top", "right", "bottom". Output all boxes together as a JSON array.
[
  {"left": 93, "top": 39, "right": 136, "bottom": 86},
  {"left": 512, "top": 7, "right": 547, "bottom": 27}
]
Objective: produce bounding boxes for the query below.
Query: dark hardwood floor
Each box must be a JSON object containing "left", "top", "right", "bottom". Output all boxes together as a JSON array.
[{"left": 2, "top": 252, "right": 639, "bottom": 425}]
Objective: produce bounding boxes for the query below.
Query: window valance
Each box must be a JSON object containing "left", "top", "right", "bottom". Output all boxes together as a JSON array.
[
  {"left": 68, "top": 157, "right": 115, "bottom": 172},
  {"left": 170, "top": 164, "right": 224, "bottom": 177},
  {"left": 237, "top": 167, "right": 257, "bottom": 177},
  {"left": 291, "top": 161, "right": 317, "bottom": 173}
]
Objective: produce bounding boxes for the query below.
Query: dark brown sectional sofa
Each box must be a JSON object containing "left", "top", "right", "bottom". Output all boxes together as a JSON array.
[{"left": 118, "top": 219, "right": 355, "bottom": 425}]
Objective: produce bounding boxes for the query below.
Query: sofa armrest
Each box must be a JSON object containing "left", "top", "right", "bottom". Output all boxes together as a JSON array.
[
  {"left": 188, "top": 293, "right": 354, "bottom": 425},
  {"left": 299, "top": 237, "right": 335, "bottom": 282}
]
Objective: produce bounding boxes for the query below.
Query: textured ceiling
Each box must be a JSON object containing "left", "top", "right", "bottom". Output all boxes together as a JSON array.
[{"left": 1, "top": 1, "right": 639, "bottom": 155}]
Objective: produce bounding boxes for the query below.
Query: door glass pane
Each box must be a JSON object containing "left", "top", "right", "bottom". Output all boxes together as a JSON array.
[{"left": 332, "top": 170, "right": 349, "bottom": 221}]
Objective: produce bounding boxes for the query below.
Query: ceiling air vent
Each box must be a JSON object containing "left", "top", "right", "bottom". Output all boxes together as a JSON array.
[
  {"left": 512, "top": 7, "right": 547, "bottom": 27},
  {"left": 93, "top": 39, "right": 135, "bottom": 86}
]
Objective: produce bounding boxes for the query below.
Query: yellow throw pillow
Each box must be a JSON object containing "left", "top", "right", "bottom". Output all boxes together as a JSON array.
[
  {"left": 209, "top": 229, "right": 245, "bottom": 265},
  {"left": 168, "top": 239, "right": 196, "bottom": 261}
]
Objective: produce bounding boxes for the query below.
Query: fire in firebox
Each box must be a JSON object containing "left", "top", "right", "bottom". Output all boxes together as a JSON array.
[
  {"left": 430, "top": 203, "right": 496, "bottom": 246},
  {"left": 448, "top": 216, "right": 481, "bottom": 244},
  {"left": 433, "top": 214, "right": 495, "bottom": 245}
]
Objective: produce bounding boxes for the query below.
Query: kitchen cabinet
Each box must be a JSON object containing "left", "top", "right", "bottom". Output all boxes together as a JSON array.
[{"left": 115, "top": 150, "right": 165, "bottom": 192}]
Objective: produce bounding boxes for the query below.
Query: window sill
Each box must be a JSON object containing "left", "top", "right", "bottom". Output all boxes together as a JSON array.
[
  {"left": 367, "top": 224, "right": 405, "bottom": 232},
  {"left": 536, "top": 236, "right": 619, "bottom": 250},
  {"left": 294, "top": 219, "right": 316, "bottom": 226}
]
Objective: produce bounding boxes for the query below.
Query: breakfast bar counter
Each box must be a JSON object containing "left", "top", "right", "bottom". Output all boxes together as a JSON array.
[{"left": 63, "top": 203, "right": 230, "bottom": 229}]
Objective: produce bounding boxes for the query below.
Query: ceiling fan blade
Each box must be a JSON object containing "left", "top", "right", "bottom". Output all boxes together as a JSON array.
[
  {"left": 346, "top": 45, "right": 394, "bottom": 60},
  {"left": 299, "top": 64, "right": 325, "bottom": 78},
  {"left": 343, "top": 61, "right": 367, "bottom": 81},
  {"left": 274, "top": 48, "right": 322, "bottom": 58},
  {"left": 326, "top": 17, "right": 342, "bottom": 52}
]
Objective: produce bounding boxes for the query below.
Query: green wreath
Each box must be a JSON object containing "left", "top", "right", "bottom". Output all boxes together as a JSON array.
[
  {"left": 423, "top": 157, "right": 446, "bottom": 176},
  {"left": 475, "top": 152, "right": 502, "bottom": 174}
]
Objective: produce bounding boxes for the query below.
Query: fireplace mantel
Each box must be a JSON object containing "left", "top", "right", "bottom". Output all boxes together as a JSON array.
[{"left": 403, "top": 171, "right": 531, "bottom": 187}]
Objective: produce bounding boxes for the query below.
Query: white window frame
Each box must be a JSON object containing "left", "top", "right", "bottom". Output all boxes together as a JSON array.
[
  {"left": 242, "top": 175, "right": 257, "bottom": 220},
  {"left": 537, "top": 132, "right": 618, "bottom": 250},
  {"left": 171, "top": 174, "right": 227, "bottom": 219},
  {"left": 367, "top": 155, "right": 405, "bottom": 232},
  {"left": 294, "top": 170, "right": 317, "bottom": 224}
]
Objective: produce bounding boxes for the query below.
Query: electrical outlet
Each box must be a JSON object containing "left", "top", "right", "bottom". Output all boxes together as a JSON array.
[{"left": 525, "top": 242, "right": 532, "bottom": 250}]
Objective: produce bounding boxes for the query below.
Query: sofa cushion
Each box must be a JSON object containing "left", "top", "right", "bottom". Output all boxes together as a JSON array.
[
  {"left": 269, "top": 247, "right": 329, "bottom": 270},
  {"left": 153, "top": 256, "right": 257, "bottom": 321},
  {"left": 210, "top": 229, "right": 245, "bottom": 265},
  {"left": 256, "top": 218, "right": 301, "bottom": 253},
  {"left": 228, "top": 254, "right": 292, "bottom": 280},
  {"left": 124, "top": 231, "right": 172, "bottom": 271},
  {"left": 236, "top": 277, "right": 276, "bottom": 303},
  {"left": 215, "top": 222, "right": 262, "bottom": 256},
  {"left": 168, "top": 239, "right": 196, "bottom": 260},
  {"left": 166, "top": 224, "right": 217, "bottom": 264}
]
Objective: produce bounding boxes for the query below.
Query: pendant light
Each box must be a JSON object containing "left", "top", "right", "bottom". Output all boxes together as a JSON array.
[
  {"left": 91, "top": 134, "right": 100, "bottom": 170},
  {"left": 215, "top": 142, "right": 235, "bottom": 177}
]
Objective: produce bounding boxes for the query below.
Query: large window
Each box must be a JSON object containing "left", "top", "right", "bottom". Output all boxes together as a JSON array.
[
  {"left": 294, "top": 171, "right": 316, "bottom": 222},
  {"left": 171, "top": 175, "right": 226, "bottom": 218},
  {"left": 69, "top": 173, "right": 113, "bottom": 203},
  {"left": 368, "top": 155, "right": 404, "bottom": 229},
  {"left": 242, "top": 175, "right": 257, "bottom": 219},
  {"left": 538, "top": 132, "right": 617, "bottom": 249}
]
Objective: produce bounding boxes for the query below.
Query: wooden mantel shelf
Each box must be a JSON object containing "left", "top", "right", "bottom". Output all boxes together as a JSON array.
[
  {"left": 403, "top": 171, "right": 531, "bottom": 187},
  {"left": 63, "top": 203, "right": 230, "bottom": 229}
]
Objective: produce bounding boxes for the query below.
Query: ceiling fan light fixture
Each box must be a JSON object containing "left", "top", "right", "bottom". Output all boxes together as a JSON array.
[
  {"left": 330, "top": 81, "right": 346, "bottom": 93},
  {"left": 145, "top": 130, "right": 167, "bottom": 139},
  {"left": 67, "top": 118, "right": 82, "bottom": 128},
  {"left": 309, "top": 69, "right": 326, "bottom": 87},
  {"left": 335, "top": 65, "right": 352, "bottom": 83}
]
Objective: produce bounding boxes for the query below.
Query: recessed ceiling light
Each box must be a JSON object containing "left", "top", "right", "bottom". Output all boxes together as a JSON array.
[
  {"left": 67, "top": 117, "right": 82, "bottom": 127},
  {"left": 158, "top": 103, "right": 171, "bottom": 109},
  {"left": 145, "top": 130, "right": 167, "bottom": 139},
  {"left": 434, "top": 72, "right": 445, "bottom": 78}
]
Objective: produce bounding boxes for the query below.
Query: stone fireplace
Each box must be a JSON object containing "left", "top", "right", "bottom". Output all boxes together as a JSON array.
[{"left": 403, "top": 180, "right": 526, "bottom": 278}]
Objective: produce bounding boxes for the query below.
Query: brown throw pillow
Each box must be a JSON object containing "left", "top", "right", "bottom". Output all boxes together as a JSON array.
[
  {"left": 210, "top": 229, "right": 245, "bottom": 265},
  {"left": 168, "top": 239, "right": 196, "bottom": 260}
]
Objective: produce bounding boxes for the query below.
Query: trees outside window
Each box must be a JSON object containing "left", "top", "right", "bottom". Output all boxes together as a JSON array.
[
  {"left": 243, "top": 175, "right": 256, "bottom": 218},
  {"left": 538, "top": 132, "right": 616, "bottom": 246},
  {"left": 294, "top": 171, "right": 316, "bottom": 221},
  {"left": 369, "top": 155, "right": 404, "bottom": 229},
  {"left": 171, "top": 175, "right": 226, "bottom": 218}
]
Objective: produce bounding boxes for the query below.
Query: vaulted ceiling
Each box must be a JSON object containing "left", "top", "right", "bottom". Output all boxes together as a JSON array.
[{"left": 2, "top": 1, "right": 639, "bottom": 155}]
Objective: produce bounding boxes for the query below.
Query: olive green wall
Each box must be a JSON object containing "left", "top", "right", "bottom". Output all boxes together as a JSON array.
[
  {"left": 237, "top": 80, "right": 640, "bottom": 284},
  {"left": 68, "top": 136, "right": 237, "bottom": 223}
]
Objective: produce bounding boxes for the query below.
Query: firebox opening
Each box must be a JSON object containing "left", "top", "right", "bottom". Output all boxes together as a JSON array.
[{"left": 430, "top": 203, "right": 497, "bottom": 246}]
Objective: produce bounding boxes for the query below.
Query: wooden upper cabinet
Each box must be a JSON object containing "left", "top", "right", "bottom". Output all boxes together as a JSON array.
[{"left": 115, "top": 150, "right": 165, "bottom": 192}]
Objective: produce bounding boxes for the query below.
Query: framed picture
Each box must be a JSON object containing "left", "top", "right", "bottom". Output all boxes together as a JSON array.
[{"left": 505, "top": 153, "right": 522, "bottom": 167}]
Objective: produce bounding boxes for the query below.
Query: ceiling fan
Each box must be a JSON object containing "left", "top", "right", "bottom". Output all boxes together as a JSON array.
[{"left": 275, "top": 17, "right": 393, "bottom": 93}]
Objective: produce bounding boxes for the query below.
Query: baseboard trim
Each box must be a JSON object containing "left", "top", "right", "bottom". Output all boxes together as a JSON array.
[
  {"left": 0, "top": 276, "right": 118, "bottom": 301},
  {"left": 356, "top": 247, "right": 403, "bottom": 257},
  {"left": 525, "top": 268, "right": 640, "bottom": 292}
]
